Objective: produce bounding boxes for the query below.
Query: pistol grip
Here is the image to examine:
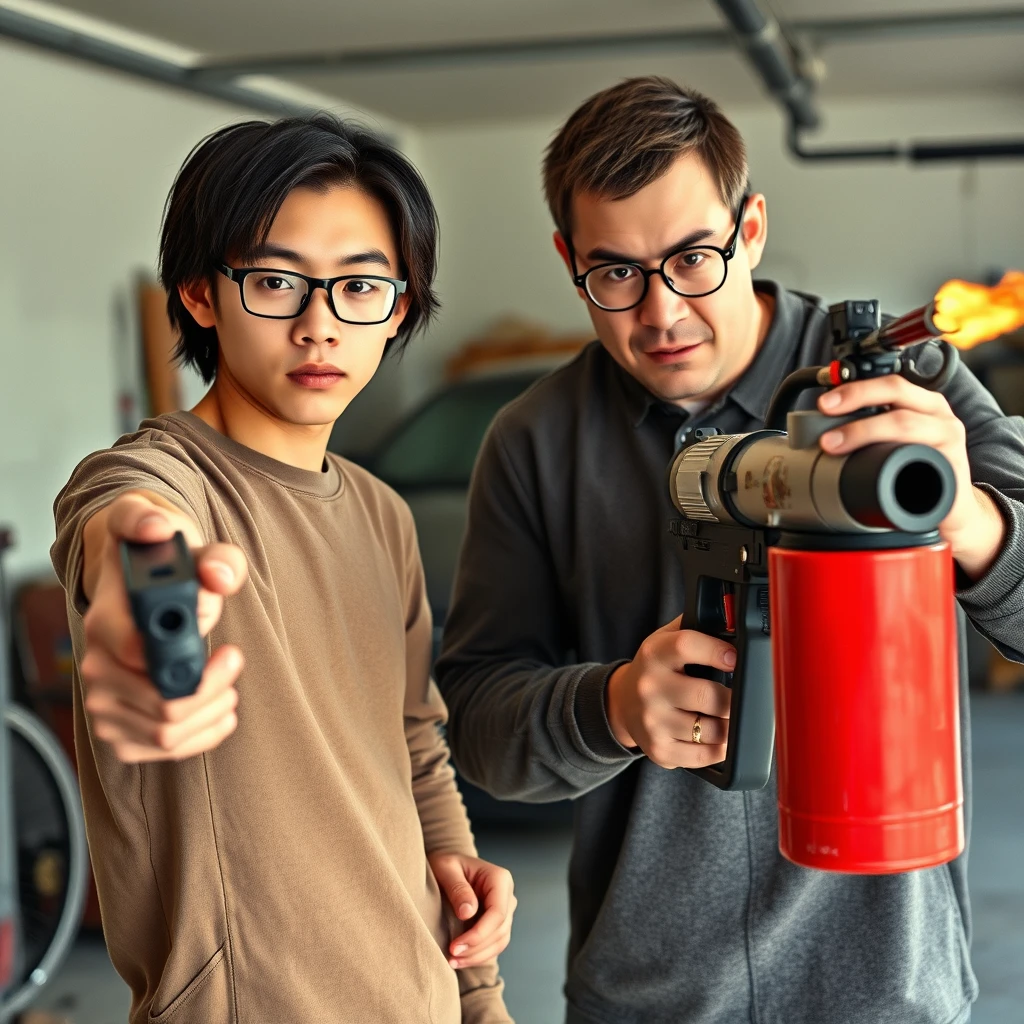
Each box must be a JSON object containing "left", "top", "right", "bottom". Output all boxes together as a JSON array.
[{"left": 684, "top": 577, "right": 775, "bottom": 791}]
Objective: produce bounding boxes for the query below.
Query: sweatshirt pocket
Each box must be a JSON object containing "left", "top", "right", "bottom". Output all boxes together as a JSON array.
[{"left": 149, "top": 943, "right": 230, "bottom": 1022}]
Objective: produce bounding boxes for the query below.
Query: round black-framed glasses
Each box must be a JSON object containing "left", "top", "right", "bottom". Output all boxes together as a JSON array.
[
  {"left": 216, "top": 264, "right": 407, "bottom": 325},
  {"left": 570, "top": 194, "right": 750, "bottom": 312}
]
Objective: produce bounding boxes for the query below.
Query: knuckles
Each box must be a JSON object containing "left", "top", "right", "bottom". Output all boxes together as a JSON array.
[
  {"left": 112, "top": 741, "right": 141, "bottom": 764},
  {"left": 638, "top": 709, "right": 659, "bottom": 738},
  {"left": 891, "top": 408, "right": 918, "bottom": 434},
  {"left": 152, "top": 723, "right": 179, "bottom": 752},
  {"left": 81, "top": 606, "right": 104, "bottom": 647},
  {"left": 636, "top": 638, "right": 660, "bottom": 667},
  {"left": 79, "top": 651, "right": 103, "bottom": 687},
  {"left": 635, "top": 674, "right": 657, "bottom": 703},
  {"left": 647, "top": 741, "right": 677, "bottom": 769},
  {"left": 688, "top": 679, "right": 717, "bottom": 714}
]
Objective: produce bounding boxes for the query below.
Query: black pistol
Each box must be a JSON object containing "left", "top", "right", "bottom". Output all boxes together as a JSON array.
[{"left": 120, "top": 532, "right": 206, "bottom": 699}]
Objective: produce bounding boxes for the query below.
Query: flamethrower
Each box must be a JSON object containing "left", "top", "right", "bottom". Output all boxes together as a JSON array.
[{"left": 667, "top": 273, "right": 1024, "bottom": 874}]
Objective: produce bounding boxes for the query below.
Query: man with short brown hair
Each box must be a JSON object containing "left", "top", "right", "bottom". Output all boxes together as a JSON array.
[{"left": 437, "top": 76, "right": 1024, "bottom": 1023}]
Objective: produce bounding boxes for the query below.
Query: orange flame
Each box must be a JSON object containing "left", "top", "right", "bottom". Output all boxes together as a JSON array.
[{"left": 932, "top": 271, "right": 1024, "bottom": 349}]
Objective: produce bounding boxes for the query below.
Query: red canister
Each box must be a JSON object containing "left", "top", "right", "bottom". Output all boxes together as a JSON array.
[{"left": 768, "top": 540, "right": 962, "bottom": 873}]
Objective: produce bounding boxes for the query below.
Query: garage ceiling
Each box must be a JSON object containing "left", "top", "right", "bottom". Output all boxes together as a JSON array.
[{"left": 6, "top": 0, "right": 1024, "bottom": 125}]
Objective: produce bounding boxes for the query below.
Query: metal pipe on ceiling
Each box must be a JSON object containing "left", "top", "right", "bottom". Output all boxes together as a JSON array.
[
  {"left": 188, "top": 8, "right": 1024, "bottom": 82},
  {"left": 786, "top": 122, "right": 1024, "bottom": 163},
  {"left": 713, "top": 0, "right": 818, "bottom": 130},
  {"left": 0, "top": 4, "right": 314, "bottom": 117},
  {"left": 712, "top": 0, "right": 1024, "bottom": 164},
  {"left": 3, "top": 0, "right": 1024, "bottom": 165}
]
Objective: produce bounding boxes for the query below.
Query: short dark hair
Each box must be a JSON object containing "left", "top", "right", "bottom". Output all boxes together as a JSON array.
[
  {"left": 543, "top": 76, "right": 749, "bottom": 242},
  {"left": 160, "top": 113, "right": 439, "bottom": 383}
]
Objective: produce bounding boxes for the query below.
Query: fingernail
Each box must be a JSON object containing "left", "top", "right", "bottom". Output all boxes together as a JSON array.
[
  {"left": 723, "top": 650, "right": 737, "bottom": 668},
  {"left": 453, "top": 944, "right": 467, "bottom": 956},
  {"left": 458, "top": 903, "right": 474, "bottom": 918},
  {"left": 821, "top": 430, "right": 843, "bottom": 448},
  {"left": 137, "top": 514, "right": 165, "bottom": 532},
  {"left": 206, "top": 560, "right": 235, "bottom": 586},
  {"left": 449, "top": 958, "right": 460, "bottom": 969},
  {"left": 820, "top": 391, "right": 841, "bottom": 410}
]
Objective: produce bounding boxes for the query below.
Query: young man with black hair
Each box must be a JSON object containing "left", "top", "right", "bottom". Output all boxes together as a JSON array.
[
  {"left": 436, "top": 77, "right": 1024, "bottom": 1023},
  {"left": 51, "top": 114, "right": 514, "bottom": 1023}
]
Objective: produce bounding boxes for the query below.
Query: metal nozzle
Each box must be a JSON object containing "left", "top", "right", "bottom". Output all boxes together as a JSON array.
[
  {"left": 838, "top": 443, "right": 955, "bottom": 534},
  {"left": 876, "top": 303, "right": 944, "bottom": 350}
]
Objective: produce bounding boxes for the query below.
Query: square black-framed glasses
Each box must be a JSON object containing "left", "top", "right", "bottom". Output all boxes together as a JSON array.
[
  {"left": 216, "top": 264, "right": 407, "bottom": 325},
  {"left": 569, "top": 193, "right": 751, "bottom": 311}
]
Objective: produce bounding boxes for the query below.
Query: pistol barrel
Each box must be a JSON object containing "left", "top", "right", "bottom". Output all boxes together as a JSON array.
[{"left": 877, "top": 303, "right": 944, "bottom": 350}]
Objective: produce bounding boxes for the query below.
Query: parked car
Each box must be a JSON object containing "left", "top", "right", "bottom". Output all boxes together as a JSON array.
[{"left": 330, "top": 362, "right": 574, "bottom": 825}]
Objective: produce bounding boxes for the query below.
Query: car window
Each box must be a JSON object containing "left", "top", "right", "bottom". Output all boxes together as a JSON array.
[{"left": 373, "top": 374, "right": 539, "bottom": 488}]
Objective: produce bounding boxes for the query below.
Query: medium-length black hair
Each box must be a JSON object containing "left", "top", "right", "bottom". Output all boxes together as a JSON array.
[{"left": 159, "top": 113, "right": 440, "bottom": 383}]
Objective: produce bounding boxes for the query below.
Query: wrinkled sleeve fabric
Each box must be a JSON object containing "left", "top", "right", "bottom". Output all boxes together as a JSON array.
[
  {"left": 435, "top": 418, "right": 640, "bottom": 806},
  {"left": 399, "top": 506, "right": 511, "bottom": 1023},
  {"left": 51, "top": 440, "right": 210, "bottom": 615},
  {"left": 938, "top": 353, "right": 1024, "bottom": 662}
]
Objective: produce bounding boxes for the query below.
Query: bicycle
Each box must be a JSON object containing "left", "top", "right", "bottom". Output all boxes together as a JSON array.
[{"left": 0, "top": 528, "right": 88, "bottom": 1024}]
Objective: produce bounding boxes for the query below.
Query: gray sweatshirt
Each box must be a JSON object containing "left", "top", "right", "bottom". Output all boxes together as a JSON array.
[{"left": 436, "top": 280, "right": 1024, "bottom": 1024}]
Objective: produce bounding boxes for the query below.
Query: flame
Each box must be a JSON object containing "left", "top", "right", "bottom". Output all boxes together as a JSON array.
[{"left": 932, "top": 271, "right": 1024, "bottom": 349}]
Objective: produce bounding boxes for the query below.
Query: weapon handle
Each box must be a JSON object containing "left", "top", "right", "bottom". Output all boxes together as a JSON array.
[
  {"left": 899, "top": 340, "right": 959, "bottom": 390},
  {"left": 684, "top": 575, "right": 775, "bottom": 791}
]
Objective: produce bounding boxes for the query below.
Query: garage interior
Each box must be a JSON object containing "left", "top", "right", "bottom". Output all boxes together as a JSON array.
[{"left": 1, "top": 0, "right": 1023, "bottom": 1022}]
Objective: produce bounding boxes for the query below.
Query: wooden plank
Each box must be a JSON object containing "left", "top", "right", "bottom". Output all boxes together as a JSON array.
[{"left": 137, "top": 279, "right": 182, "bottom": 416}]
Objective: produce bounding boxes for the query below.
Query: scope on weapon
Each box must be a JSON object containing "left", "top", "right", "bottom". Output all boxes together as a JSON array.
[
  {"left": 666, "top": 296, "right": 964, "bottom": 876},
  {"left": 669, "top": 429, "right": 955, "bottom": 536}
]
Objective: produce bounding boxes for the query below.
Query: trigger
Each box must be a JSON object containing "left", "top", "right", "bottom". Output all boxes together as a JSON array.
[{"left": 723, "top": 591, "right": 736, "bottom": 634}]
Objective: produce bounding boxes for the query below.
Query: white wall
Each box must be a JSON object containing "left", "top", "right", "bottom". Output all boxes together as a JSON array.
[
  {"left": 411, "top": 93, "right": 1024, "bottom": 399},
  {"left": 0, "top": 37, "right": 413, "bottom": 580}
]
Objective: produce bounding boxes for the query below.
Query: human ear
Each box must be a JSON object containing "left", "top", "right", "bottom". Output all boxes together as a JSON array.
[
  {"left": 386, "top": 291, "right": 411, "bottom": 340},
  {"left": 553, "top": 232, "right": 587, "bottom": 301},
  {"left": 742, "top": 193, "right": 768, "bottom": 271},
  {"left": 178, "top": 278, "right": 217, "bottom": 329}
]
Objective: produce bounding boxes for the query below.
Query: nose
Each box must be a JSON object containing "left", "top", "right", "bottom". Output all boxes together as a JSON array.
[
  {"left": 638, "top": 272, "right": 690, "bottom": 332},
  {"left": 290, "top": 285, "right": 340, "bottom": 346}
]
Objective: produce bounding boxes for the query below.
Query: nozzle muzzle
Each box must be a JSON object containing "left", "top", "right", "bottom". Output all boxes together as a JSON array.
[{"left": 839, "top": 443, "right": 956, "bottom": 534}]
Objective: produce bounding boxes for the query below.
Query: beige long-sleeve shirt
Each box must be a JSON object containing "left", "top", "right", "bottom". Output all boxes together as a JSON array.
[{"left": 50, "top": 411, "right": 510, "bottom": 1024}]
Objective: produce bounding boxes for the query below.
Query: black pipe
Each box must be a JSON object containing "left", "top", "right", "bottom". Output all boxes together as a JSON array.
[
  {"left": 787, "top": 122, "right": 903, "bottom": 163},
  {"left": 713, "top": 0, "right": 820, "bottom": 131},
  {"left": 763, "top": 367, "right": 823, "bottom": 431},
  {"left": 714, "top": 0, "right": 1024, "bottom": 167},
  {"left": 0, "top": 6, "right": 315, "bottom": 118},
  {"left": 788, "top": 122, "right": 1024, "bottom": 164},
  {"left": 186, "top": 9, "right": 1024, "bottom": 81},
  {"left": 911, "top": 139, "right": 1024, "bottom": 162}
]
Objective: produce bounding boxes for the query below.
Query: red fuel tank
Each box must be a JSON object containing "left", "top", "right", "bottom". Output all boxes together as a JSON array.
[{"left": 768, "top": 541, "right": 962, "bottom": 873}]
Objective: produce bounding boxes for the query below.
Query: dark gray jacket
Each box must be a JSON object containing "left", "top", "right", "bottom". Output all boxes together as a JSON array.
[{"left": 436, "top": 281, "right": 1024, "bottom": 1024}]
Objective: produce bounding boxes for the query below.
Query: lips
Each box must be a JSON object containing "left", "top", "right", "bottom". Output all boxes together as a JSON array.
[
  {"left": 642, "top": 341, "right": 706, "bottom": 364},
  {"left": 287, "top": 363, "right": 347, "bottom": 389}
]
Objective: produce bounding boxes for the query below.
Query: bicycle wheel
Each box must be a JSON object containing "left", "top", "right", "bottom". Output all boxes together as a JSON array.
[{"left": 0, "top": 703, "right": 88, "bottom": 1020}]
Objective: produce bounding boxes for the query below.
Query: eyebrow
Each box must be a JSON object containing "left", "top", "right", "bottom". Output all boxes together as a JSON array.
[
  {"left": 585, "top": 227, "right": 717, "bottom": 265},
  {"left": 247, "top": 243, "right": 394, "bottom": 271}
]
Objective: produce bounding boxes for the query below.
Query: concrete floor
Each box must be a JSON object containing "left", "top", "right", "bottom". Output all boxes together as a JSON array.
[{"left": 23, "top": 692, "right": 1024, "bottom": 1024}]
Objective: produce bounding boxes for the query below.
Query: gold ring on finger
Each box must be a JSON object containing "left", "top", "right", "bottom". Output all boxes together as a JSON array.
[{"left": 692, "top": 715, "right": 702, "bottom": 744}]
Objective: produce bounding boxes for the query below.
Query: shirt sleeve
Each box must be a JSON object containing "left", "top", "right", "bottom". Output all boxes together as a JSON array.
[
  {"left": 50, "top": 435, "right": 211, "bottom": 615},
  {"left": 398, "top": 505, "right": 511, "bottom": 1022},
  {"left": 434, "top": 419, "right": 640, "bottom": 806},
  {"left": 936, "top": 351, "right": 1024, "bottom": 663}
]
